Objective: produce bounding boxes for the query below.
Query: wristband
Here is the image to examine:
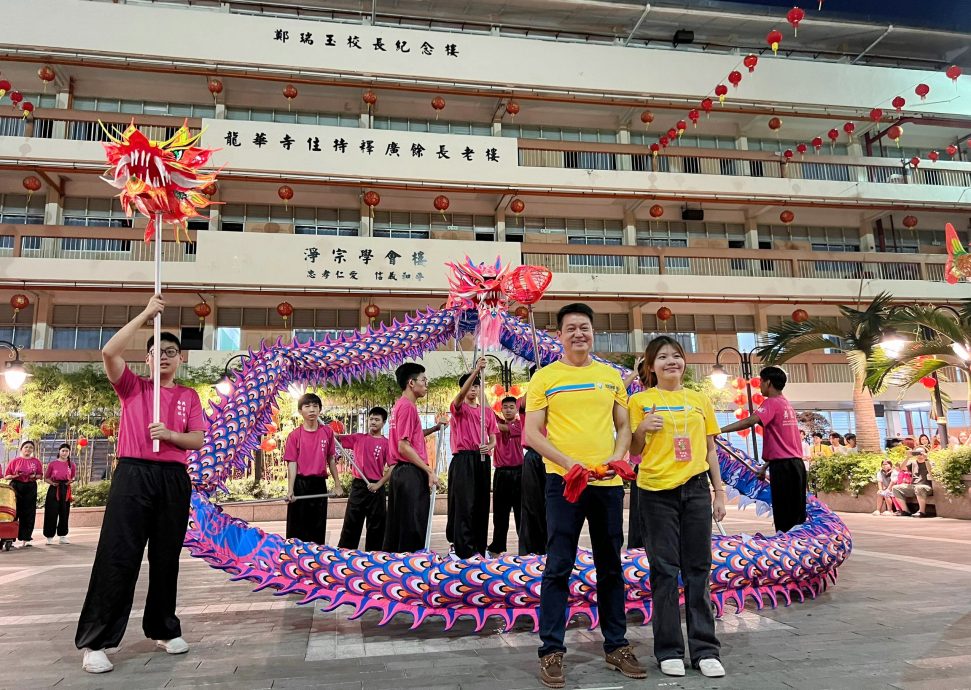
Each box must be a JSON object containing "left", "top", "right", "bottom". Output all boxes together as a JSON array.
[{"left": 713, "top": 488, "right": 726, "bottom": 493}]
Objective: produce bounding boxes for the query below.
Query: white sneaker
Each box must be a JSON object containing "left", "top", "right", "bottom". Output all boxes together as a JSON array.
[
  {"left": 660, "top": 659, "right": 686, "bottom": 676},
  {"left": 156, "top": 637, "right": 189, "bottom": 654},
  {"left": 46, "top": 537, "right": 55, "bottom": 545},
  {"left": 60, "top": 536, "right": 70, "bottom": 544},
  {"left": 82, "top": 649, "right": 113, "bottom": 674},
  {"left": 699, "top": 658, "right": 726, "bottom": 678}
]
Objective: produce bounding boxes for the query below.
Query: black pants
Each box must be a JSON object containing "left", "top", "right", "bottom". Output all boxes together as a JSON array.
[
  {"left": 488, "top": 466, "right": 522, "bottom": 554},
  {"left": 627, "top": 483, "right": 643, "bottom": 549},
  {"left": 10, "top": 480, "right": 37, "bottom": 542},
  {"left": 75, "top": 458, "right": 191, "bottom": 651},
  {"left": 768, "top": 457, "right": 808, "bottom": 533},
  {"left": 519, "top": 448, "right": 547, "bottom": 556},
  {"left": 640, "top": 472, "right": 720, "bottom": 666},
  {"left": 539, "top": 474, "right": 627, "bottom": 658},
  {"left": 383, "top": 463, "right": 430, "bottom": 552},
  {"left": 446, "top": 450, "right": 491, "bottom": 558},
  {"left": 43, "top": 482, "right": 71, "bottom": 538},
  {"left": 337, "top": 478, "right": 386, "bottom": 551},
  {"left": 286, "top": 475, "right": 329, "bottom": 543}
]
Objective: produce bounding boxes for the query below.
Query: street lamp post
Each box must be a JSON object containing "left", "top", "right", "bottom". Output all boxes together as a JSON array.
[
  {"left": 0, "top": 340, "right": 28, "bottom": 391},
  {"left": 710, "top": 346, "right": 760, "bottom": 464},
  {"left": 482, "top": 354, "right": 513, "bottom": 392},
  {"left": 215, "top": 353, "right": 249, "bottom": 396}
]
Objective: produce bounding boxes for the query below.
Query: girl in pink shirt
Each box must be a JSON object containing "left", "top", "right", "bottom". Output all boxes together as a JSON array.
[
  {"left": 4, "top": 440, "right": 43, "bottom": 547},
  {"left": 43, "top": 443, "right": 77, "bottom": 544}
]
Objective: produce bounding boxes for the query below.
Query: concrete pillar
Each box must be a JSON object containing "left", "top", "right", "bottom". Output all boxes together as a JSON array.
[
  {"left": 360, "top": 112, "right": 371, "bottom": 129},
  {"left": 491, "top": 122, "right": 502, "bottom": 137},
  {"left": 204, "top": 302, "right": 217, "bottom": 350},
  {"left": 208, "top": 201, "right": 221, "bottom": 233},
  {"left": 859, "top": 220, "right": 877, "bottom": 252},
  {"left": 745, "top": 215, "right": 759, "bottom": 249},
  {"left": 359, "top": 200, "right": 373, "bottom": 237},
  {"left": 214, "top": 102, "right": 226, "bottom": 119},
  {"left": 51, "top": 90, "right": 70, "bottom": 140},
  {"left": 496, "top": 208, "right": 507, "bottom": 242},
  {"left": 622, "top": 209, "right": 637, "bottom": 273},
  {"left": 30, "top": 291, "right": 52, "bottom": 349},
  {"left": 617, "top": 125, "right": 632, "bottom": 171},
  {"left": 629, "top": 303, "right": 644, "bottom": 354},
  {"left": 43, "top": 185, "right": 63, "bottom": 226},
  {"left": 754, "top": 304, "right": 769, "bottom": 339}
]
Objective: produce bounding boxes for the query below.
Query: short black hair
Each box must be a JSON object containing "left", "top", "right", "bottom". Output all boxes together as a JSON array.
[
  {"left": 830, "top": 432, "right": 843, "bottom": 442},
  {"left": 368, "top": 406, "right": 388, "bottom": 422},
  {"left": 147, "top": 331, "right": 182, "bottom": 353},
  {"left": 556, "top": 303, "right": 594, "bottom": 329},
  {"left": 759, "top": 366, "right": 787, "bottom": 391},
  {"left": 458, "top": 372, "right": 480, "bottom": 387},
  {"left": 395, "top": 362, "right": 425, "bottom": 390},
  {"left": 501, "top": 396, "right": 517, "bottom": 405},
  {"left": 298, "top": 393, "right": 322, "bottom": 409},
  {"left": 812, "top": 432, "right": 824, "bottom": 439},
  {"left": 845, "top": 433, "right": 856, "bottom": 442},
  {"left": 19, "top": 440, "right": 35, "bottom": 451}
]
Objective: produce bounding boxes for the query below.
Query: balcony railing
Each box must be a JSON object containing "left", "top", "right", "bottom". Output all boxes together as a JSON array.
[
  {"left": 1, "top": 225, "right": 197, "bottom": 262},
  {"left": 522, "top": 244, "right": 947, "bottom": 282},
  {"left": 2, "top": 109, "right": 201, "bottom": 144}
]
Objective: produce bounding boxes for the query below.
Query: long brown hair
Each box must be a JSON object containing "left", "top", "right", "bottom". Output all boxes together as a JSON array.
[{"left": 641, "top": 336, "right": 687, "bottom": 388}]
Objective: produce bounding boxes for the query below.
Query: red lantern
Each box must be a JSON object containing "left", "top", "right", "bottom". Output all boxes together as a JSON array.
[
  {"left": 887, "top": 124, "right": 903, "bottom": 147},
  {"left": 766, "top": 29, "right": 783, "bottom": 54},
  {"left": 514, "top": 305, "right": 528, "bottom": 320},
  {"left": 201, "top": 182, "right": 217, "bottom": 197},
  {"left": 78, "top": 437, "right": 89, "bottom": 448},
  {"left": 261, "top": 437, "right": 277, "bottom": 452},
  {"left": 733, "top": 377, "right": 746, "bottom": 390},
  {"left": 743, "top": 54, "right": 759, "bottom": 72},
  {"left": 659, "top": 135, "right": 670, "bottom": 148},
  {"left": 811, "top": 136, "right": 823, "bottom": 153},
  {"left": 20, "top": 102, "right": 34, "bottom": 120},
  {"left": 902, "top": 215, "right": 918, "bottom": 229},
  {"left": 946, "top": 144, "right": 958, "bottom": 158},
  {"left": 100, "top": 422, "right": 115, "bottom": 438},
  {"left": 700, "top": 99, "right": 713, "bottom": 119},
  {"left": 38, "top": 66, "right": 55, "bottom": 92},
  {"left": 266, "top": 422, "right": 278, "bottom": 435},
  {"left": 276, "top": 302, "right": 293, "bottom": 324},
  {"left": 650, "top": 143, "right": 661, "bottom": 157},
  {"left": 734, "top": 392, "right": 748, "bottom": 407},
  {"left": 328, "top": 419, "right": 345, "bottom": 434},
  {"left": 509, "top": 384, "right": 523, "bottom": 398},
  {"left": 433, "top": 194, "right": 450, "bottom": 215},
  {"left": 431, "top": 95, "right": 446, "bottom": 119},
  {"left": 714, "top": 84, "right": 728, "bottom": 104},
  {"left": 728, "top": 70, "right": 742, "bottom": 89},
  {"left": 920, "top": 376, "right": 937, "bottom": 390},
  {"left": 656, "top": 306, "right": 672, "bottom": 321},
  {"left": 490, "top": 384, "right": 505, "bottom": 398},
  {"left": 277, "top": 185, "right": 293, "bottom": 205},
  {"left": 928, "top": 150, "right": 940, "bottom": 163},
  {"left": 946, "top": 65, "right": 962, "bottom": 83},
  {"left": 9, "top": 91, "right": 23, "bottom": 105},
  {"left": 363, "top": 190, "right": 381, "bottom": 210},
  {"left": 688, "top": 109, "right": 700, "bottom": 127},
  {"left": 207, "top": 79, "right": 223, "bottom": 101},
  {"left": 827, "top": 128, "right": 839, "bottom": 151},
  {"left": 734, "top": 408, "right": 746, "bottom": 420},
  {"left": 22, "top": 176, "right": 42, "bottom": 193},
  {"left": 193, "top": 302, "right": 211, "bottom": 326},
  {"left": 738, "top": 428, "right": 751, "bottom": 438},
  {"left": 649, "top": 204, "right": 664, "bottom": 219},
  {"left": 768, "top": 117, "right": 783, "bottom": 133},
  {"left": 792, "top": 308, "right": 809, "bottom": 323},
  {"left": 364, "top": 303, "right": 381, "bottom": 320},
  {"left": 282, "top": 84, "right": 298, "bottom": 111},
  {"left": 676, "top": 120, "right": 687, "bottom": 138},
  {"left": 666, "top": 127, "right": 678, "bottom": 141},
  {"left": 640, "top": 110, "right": 655, "bottom": 126},
  {"left": 749, "top": 376, "right": 762, "bottom": 389},
  {"left": 910, "top": 156, "right": 921, "bottom": 168},
  {"left": 10, "top": 294, "right": 29, "bottom": 318},
  {"left": 363, "top": 90, "right": 377, "bottom": 108},
  {"left": 510, "top": 198, "right": 525, "bottom": 215},
  {"left": 796, "top": 142, "right": 808, "bottom": 157},
  {"left": 0, "top": 80, "right": 9, "bottom": 98},
  {"left": 787, "top": 7, "right": 805, "bottom": 35},
  {"left": 505, "top": 101, "right": 520, "bottom": 117},
  {"left": 780, "top": 210, "right": 795, "bottom": 225},
  {"left": 843, "top": 122, "right": 856, "bottom": 140},
  {"left": 783, "top": 149, "right": 794, "bottom": 162},
  {"left": 751, "top": 392, "right": 766, "bottom": 406},
  {"left": 892, "top": 95, "right": 905, "bottom": 111},
  {"left": 869, "top": 108, "right": 884, "bottom": 123},
  {"left": 915, "top": 83, "right": 930, "bottom": 101},
  {"left": 755, "top": 425, "right": 764, "bottom": 436}
]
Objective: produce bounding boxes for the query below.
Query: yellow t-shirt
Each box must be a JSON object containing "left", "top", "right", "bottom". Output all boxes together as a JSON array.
[
  {"left": 629, "top": 387, "right": 720, "bottom": 491},
  {"left": 525, "top": 359, "right": 628, "bottom": 487}
]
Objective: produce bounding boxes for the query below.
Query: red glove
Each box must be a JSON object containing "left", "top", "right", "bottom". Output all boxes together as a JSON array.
[
  {"left": 607, "top": 460, "right": 637, "bottom": 481},
  {"left": 562, "top": 464, "right": 591, "bottom": 503}
]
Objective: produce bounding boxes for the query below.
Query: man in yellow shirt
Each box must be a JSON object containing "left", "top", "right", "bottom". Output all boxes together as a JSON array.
[{"left": 525, "top": 303, "right": 645, "bottom": 688}]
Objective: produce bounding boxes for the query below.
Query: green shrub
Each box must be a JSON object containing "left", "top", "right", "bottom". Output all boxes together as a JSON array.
[
  {"left": 809, "top": 452, "right": 885, "bottom": 496},
  {"left": 930, "top": 447, "right": 971, "bottom": 497},
  {"left": 71, "top": 481, "right": 113, "bottom": 507}
]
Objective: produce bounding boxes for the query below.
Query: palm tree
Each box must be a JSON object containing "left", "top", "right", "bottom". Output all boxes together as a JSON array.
[{"left": 756, "top": 293, "right": 894, "bottom": 452}]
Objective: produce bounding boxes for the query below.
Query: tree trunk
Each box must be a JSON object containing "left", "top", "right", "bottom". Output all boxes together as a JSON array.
[{"left": 853, "top": 375, "right": 882, "bottom": 452}]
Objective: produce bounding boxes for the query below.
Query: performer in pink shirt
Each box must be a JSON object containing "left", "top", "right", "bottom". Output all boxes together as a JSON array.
[
  {"left": 336, "top": 406, "right": 392, "bottom": 551},
  {"left": 284, "top": 392, "right": 344, "bottom": 543},
  {"left": 488, "top": 396, "right": 524, "bottom": 556},
  {"left": 43, "top": 443, "right": 77, "bottom": 545},
  {"left": 3, "top": 440, "right": 43, "bottom": 547},
  {"left": 76, "top": 295, "right": 206, "bottom": 675}
]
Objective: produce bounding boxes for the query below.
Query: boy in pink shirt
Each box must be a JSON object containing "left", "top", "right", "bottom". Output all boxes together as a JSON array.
[
  {"left": 382, "top": 363, "right": 445, "bottom": 552},
  {"left": 3, "top": 439, "right": 43, "bottom": 547},
  {"left": 488, "top": 396, "right": 524, "bottom": 556},
  {"left": 719, "top": 366, "right": 807, "bottom": 532},
  {"left": 446, "top": 358, "right": 498, "bottom": 559},
  {"left": 336, "top": 406, "right": 392, "bottom": 551},
  {"left": 43, "top": 442, "right": 77, "bottom": 544},
  {"left": 284, "top": 393, "right": 343, "bottom": 544},
  {"left": 76, "top": 295, "right": 206, "bottom": 675}
]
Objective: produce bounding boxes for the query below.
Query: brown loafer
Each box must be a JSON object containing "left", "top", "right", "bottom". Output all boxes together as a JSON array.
[
  {"left": 606, "top": 645, "right": 647, "bottom": 679},
  {"left": 539, "top": 651, "right": 565, "bottom": 689}
]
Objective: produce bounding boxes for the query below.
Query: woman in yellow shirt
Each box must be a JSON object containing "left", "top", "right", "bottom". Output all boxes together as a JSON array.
[{"left": 629, "top": 336, "right": 727, "bottom": 680}]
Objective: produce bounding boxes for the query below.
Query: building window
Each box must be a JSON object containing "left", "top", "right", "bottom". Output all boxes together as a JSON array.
[
  {"left": 373, "top": 211, "right": 431, "bottom": 240},
  {"left": 226, "top": 107, "right": 358, "bottom": 128},
  {"left": 51, "top": 327, "right": 119, "bottom": 349},
  {"left": 62, "top": 197, "right": 134, "bottom": 227},
  {"left": 0, "top": 193, "right": 45, "bottom": 225},
  {"left": 0, "top": 326, "right": 31, "bottom": 349},
  {"left": 373, "top": 116, "right": 491, "bottom": 136},
  {"left": 643, "top": 332, "right": 697, "bottom": 353},
  {"left": 216, "top": 327, "right": 241, "bottom": 351}
]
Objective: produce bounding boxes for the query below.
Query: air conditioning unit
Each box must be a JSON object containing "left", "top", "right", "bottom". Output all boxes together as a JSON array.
[{"left": 682, "top": 208, "right": 704, "bottom": 221}]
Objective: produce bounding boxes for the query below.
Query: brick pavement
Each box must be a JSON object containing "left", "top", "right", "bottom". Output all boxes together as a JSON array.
[{"left": 1, "top": 507, "right": 970, "bottom": 689}]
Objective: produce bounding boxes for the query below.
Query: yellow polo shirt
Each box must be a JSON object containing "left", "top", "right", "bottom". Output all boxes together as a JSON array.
[
  {"left": 525, "top": 359, "right": 628, "bottom": 487},
  {"left": 629, "top": 387, "right": 719, "bottom": 491}
]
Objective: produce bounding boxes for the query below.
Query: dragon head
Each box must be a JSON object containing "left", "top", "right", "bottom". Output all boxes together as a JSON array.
[{"left": 445, "top": 256, "right": 512, "bottom": 311}]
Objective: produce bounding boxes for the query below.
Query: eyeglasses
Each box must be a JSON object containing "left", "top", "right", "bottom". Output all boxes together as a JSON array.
[{"left": 151, "top": 347, "right": 181, "bottom": 359}]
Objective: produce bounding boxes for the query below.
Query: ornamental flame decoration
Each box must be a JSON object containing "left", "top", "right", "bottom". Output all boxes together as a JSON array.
[
  {"left": 100, "top": 120, "right": 220, "bottom": 241},
  {"left": 945, "top": 223, "right": 971, "bottom": 284},
  {"left": 445, "top": 256, "right": 514, "bottom": 350}
]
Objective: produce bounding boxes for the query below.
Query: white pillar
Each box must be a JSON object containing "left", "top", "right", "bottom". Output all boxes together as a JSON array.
[
  {"left": 360, "top": 200, "right": 373, "bottom": 237},
  {"left": 30, "top": 291, "right": 52, "bottom": 349},
  {"left": 496, "top": 208, "right": 507, "bottom": 242}
]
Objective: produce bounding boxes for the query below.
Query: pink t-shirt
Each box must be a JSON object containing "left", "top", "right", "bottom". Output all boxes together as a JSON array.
[
  {"left": 449, "top": 401, "right": 499, "bottom": 453},
  {"left": 339, "top": 433, "right": 390, "bottom": 481},
  {"left": 388, "top": 397, "right": 427, "bottom": 467},
  {"left": 756, "top": 395, "right": 804, "bottom": 460},
  {"left": 283, "top": 425, "right": 336, "bottom": 477},
  {"left": 494, "top": 417, "right": 524, "bottom": 468},
  {"left": 113, "top": 367, "right": 206, "bottom": 464},
  {"left": 5, "top": 456, "right": 43, "bottom": 482},
  {"left": 45, "top": 460, "right": 77, "bottom": 482}
]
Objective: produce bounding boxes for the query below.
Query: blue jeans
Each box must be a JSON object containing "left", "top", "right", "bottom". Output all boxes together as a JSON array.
[{"left": 538, "top": 474, "right": 628, "bottom": 658}]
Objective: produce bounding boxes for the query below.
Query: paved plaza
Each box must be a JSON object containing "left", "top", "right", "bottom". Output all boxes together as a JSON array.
[{"left": 1, "top": 507, "right": 970, "bottom": 690}]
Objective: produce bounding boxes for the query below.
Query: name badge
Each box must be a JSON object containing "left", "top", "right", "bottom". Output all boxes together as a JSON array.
[{"left": 674, "top": 436, "right": 692, "bottom": 462}]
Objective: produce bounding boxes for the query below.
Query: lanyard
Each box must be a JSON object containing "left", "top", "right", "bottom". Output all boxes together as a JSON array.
[{"left": 657, "top": 387, "right": 690, "bottom": 438}]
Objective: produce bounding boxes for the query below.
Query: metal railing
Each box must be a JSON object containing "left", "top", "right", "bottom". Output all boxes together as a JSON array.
[{"left": 18, "top": 235, "right": 196, "bottom": 262}]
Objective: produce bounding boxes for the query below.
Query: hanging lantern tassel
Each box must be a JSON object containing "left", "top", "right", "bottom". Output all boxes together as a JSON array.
[
  {"left": 363, "top": 190, "right": 381, "bottom": 221},
  {"left": 431, "top": 96, "right": 446, "bottom": 121},
  {"left": 277, "top": 184, "right": 293, "bottom": 209},
  {"left": 276, "top": 301, "right": 293, "bottom": 327},
  {"left": 22, "top": 175, "right": 42, "bottom": 205},
  {"left": 9, "top": 294, "right": 30, "bottom": 322},
  {"left": 433, "top": 194, "right": 450, "bottom": 222}
]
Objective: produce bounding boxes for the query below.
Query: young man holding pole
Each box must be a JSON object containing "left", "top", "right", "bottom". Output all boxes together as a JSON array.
[
  {"left": 337, "top": 406, "right": 392, "bottom": 551},
  {"left": 76, "top": 295, "right": 206, "bottom": 674},
  {"left": 488, "top": 396, "right": 524, "bottom": 557}
]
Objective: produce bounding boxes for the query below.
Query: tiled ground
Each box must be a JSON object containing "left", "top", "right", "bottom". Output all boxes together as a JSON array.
[{"left": 1, "top": 506, "right": 970, "bottom": 689}]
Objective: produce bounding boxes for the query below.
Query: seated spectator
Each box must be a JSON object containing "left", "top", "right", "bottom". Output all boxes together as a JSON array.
[
  {"left": 902, "top": 436, "right": 917, "bottom": 450},
  {"left": 829, "top": 433, "right": 847, "bottom": 455},
  {"left": 807, "top": 432, "right": 832, "bottom": 461},
  {"left": 892, "top": 447, "right": 934, "bottom": 518},
  {"left": 887, "top": 459, "right": 911, "bottom": 514},
  {"left": 873, "top": 460, "right": 896, "bottom": 516},
  {"left": 918, "top": 434, "right": 931, "bottom": 449},
  {"left": 948, "top": 435, "right": 960, "bottom": 450},
  {"left": 844, "top": 433, "right": 858, "bottom": 453}
]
